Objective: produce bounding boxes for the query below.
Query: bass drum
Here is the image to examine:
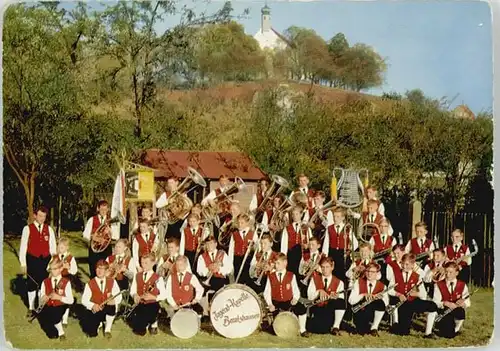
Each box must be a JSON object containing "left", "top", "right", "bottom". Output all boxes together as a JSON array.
[
  {"left": 210, "top": 284, "right": 263, "bottom": 339},
  {"left": 170, "top": 308, "right": 200, "bottom": 339},
  {"left": 273, "top": 311, "right": 299, "bottom": 338}
]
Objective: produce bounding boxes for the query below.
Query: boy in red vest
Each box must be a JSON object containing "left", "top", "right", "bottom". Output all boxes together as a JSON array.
[
  {"left": 322, "top": 207, "right": 358, "bottom": 281},
  {"left": 155, "top": 175, "right": 184, "bottom": 240},
  {"left": 165, "top": 255, "right": 204, "bottom": 318},
  {"left": 180, "top": 213, "right": 207, "bottom": 271},
  {"left": 264, "top": 253, "right": 309, "bottom": 337},
  {"left": 405, "top": 222, "right": 435, "bottom": 265},
  {"left": 228, "top": 213, "right": 257, "bottom": 285},
  {"left": 49, "top": 237, "right": 77, "bottom": 326},
  {"left": 388, "top": 254, "right": 438, "bottom": 337},
  {"left": 197, "top": 236, "right": 233, "bottom": 301},
  {"left": 262, "top": 196, "right": 286, "bottom": 252},
  {"left": 37, "top": 258, "right": 74, "bottom": 339},
  {"left": 423, "top": 248, "right": 447, "bottom": 298},
  {"left": 201, "top": 174, "right": 231, "bottom": 207},
  {"left": 132, "top": 206, "right": 156, "bottom": 234},
  {"left": 129, "top": 253, "right": 167, "bottom": 336},
  {"left": 249, "top": 177, "right": 270, "bottom": 223},
  {"left": 346, "top": 242, "right": 379, "bottom": 288},
  {"left": 348, "top": 262, "right": 388, "bottom": 336},
  {"left": 308, "top": 191, "right": 333, "bottom": 239},
  {"left": 306, "top": 257, "right": 346, "bottom": 335},
  {"left": 369, "top": 218, "right": 397, "bottom": 283},
  {"left": 281, "top": 206, "right": 312, "bottom": 277},
  {"left": 249, "top": 234, "right": 278, "bottom": 293},
  {"left": 445, "top": 229, "right": 472, "bottom": 282},
  {"left": 106, "top": 239, "right": 136, "bottom": 291},
  {"left": 290, "top": 173, "right": 315, "bottom": 209},
  {"left": 20, "top": 206, "right": 57, "bottom": 318},
  {"left": 363, "top": 186, "right": 385, "bottom": 216},
  {"left": 81, "top": 260, "right": 122, "bottom": 338},
  {"left": 157, "top": 238, "right": 192, "bottom": 278},
  {"left": 180, "top": 204, "right": 203, "bottom": 233},
  {"left": 429, "top": 262, "right": 471, "bottom": 338},
  {"left": 298, "top": 237, "right": 324, "bottom": 287},
  {"left": 132, "top": 218, "right": 159, "bottom": 272}
]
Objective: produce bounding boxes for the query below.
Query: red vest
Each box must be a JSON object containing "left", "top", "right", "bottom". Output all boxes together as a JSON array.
[
  {"left": 52, "top": 254, "right": 73, "bottom": 276},
  {"left": 410, "top": 237, "right": 433, "bottom": 254},
  {"left": 184, "top": 226, "right": 203, "bottom": 252},
  {"left": 427, "top": 261, "right": 444, "bottom": 270},
  {"left": 269, "top": 271, "right": 294, "bottom": 302},
  {"left": 162, "top": 254, "right": 178, "bottom": 275},
  {"left": 358, "top": 278, "right": 385, "bottom": 295},
  {"left": 436, "top": 280, "right": 466, "bottom": 302},
  {"left": 107, "top": 255, "right": 132, "bottom": 280},
  {"left": 202, "top": 250, "right": 225, "bottom": 278},
  {"left": 43, "top": 277, "right": 70, "bottom": 307},
  {"left": 445, "top": 244, "right": 468, "bottom": 263},
  {"left": 286, "top": 224, "right": 302, "bottom": 250},
  {"left": 312, "top": 272, "right": 341, "bottom": 306},
  {"left": 135, "top": 232, "right": 156, "bottom": 257},
  {"left": 136, "top": 272, "right": 160, "bottom": 304},
  {"left": 27, "top": 223, "right": 50, "bottom": 257},
  {"left": 362, "top": 212, "right": 383, "bottom": 226},
  {"left": 302, "top": 250, "right": 324, "bottom": 262},
  {"left": 89, "top": 277, "right": 114, "bottom": 304},
  {"left": 295, "top": 189, "right": 314, "bottom": 208},
  {"left": 388, "top": 260, "right": 402, "bottom": 275},
  {"left": 327, "top": 224, "right": 351, "bottom": 250},
  {"left": 232, "top": 230, "right": 254, "bottom": 256},
  {"left": 355, "top": 258, "right": 375, "bottom": 268},
  {"left": 171, "top": 271, "right": 194, "bottom": 305},
  {"left": 372, "top": 234, "right": 393, "bottom": 252},
  {"left": 394, "top": 270, "right": 420, "bottom": 301},
  {"left": 257, "top": 192, "right": 264, "bottom": 207},
  {"left": 92, "top": 215, "right": 103, "bottom": 233},
  {"left": 265, "top": 209, "right": 274, "bottom": 222}
]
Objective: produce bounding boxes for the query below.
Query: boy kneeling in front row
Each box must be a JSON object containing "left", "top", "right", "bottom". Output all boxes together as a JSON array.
[{"left": 264, "top": 253, "right": 309, "bottom": 337}]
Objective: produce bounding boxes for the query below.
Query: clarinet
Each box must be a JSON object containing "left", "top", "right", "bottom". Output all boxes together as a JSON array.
[
  {"left": 29, "top": 278, "right": 65, "bottom": 323},
  {"left": 352, "top": 283, "right": 398, "bottom": 314},
  {"left": 434, "top": 288, "right": 479, "bottom": 324},
  {"left": 93, "top": 290, "right": 127, "bottom": 314},
  {"left": 124, "top": 282, "right": 156, "bottom": 319},
  {"left": 386, "top": 280, "right": 423, "bottom": 315}
]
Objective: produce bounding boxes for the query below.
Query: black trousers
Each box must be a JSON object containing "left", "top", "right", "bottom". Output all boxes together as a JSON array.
[
  {"left": 287, "top": 245, "right": 302, "bottom": 277},
  {"left": 272, "top": 232, "right": 282, "bottom": 253},
  {"left": 248, "top": 275, "right": 267, "bottom": 295},
  {"left": 458, "top": 266, "right": 471, "bottom": 282},
  {"left": 205, "top": 277, "right": 229, "bottom": 302},
  {"left": 185, "top": 250, "right": 197, "bottom": 273},
  {"left": 88, "top": 246, "right": 112, "bottom": 279},
  {"left": 436, "top": 307, "right": 465, "bottom": 338},
  {"left": 307, "top": 299, "right": 345, "bottom": 333},
  {"left": 26, "top": 254, "right": 51, "bottom": 292},
  {"left": 39, "top": 305, "right": 67, "bottom": 338},
  {"left": 83, "top": 305, "right": 116, "bottom": 337},
  {"left": 389, "top": 297, "right": 437, "bottom": 334},
  {"left": 352, "top": 299, "right": 385, "bottom": 333},
  {"left": 328, "top": 249, "right": 349, "bottom": 281},
  {"left": 129, "top": 302, "right": 160, "bottom": 334},
  {"left": 272, "top": 300, "right": 307, "bottom": 316},
  {"left": 166, "top": 220, "right": 183, "bottom": 241},
  {"left": 379, "top": 262, "right": 389, "bottom": 286},
  {"left": 233, "top": 255, "right": 251, "bottom": 285}
]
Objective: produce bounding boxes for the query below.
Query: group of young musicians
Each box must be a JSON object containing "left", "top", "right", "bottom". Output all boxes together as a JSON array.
[{"left": 19, "top": 173, "right": 474, "bottom": 341}]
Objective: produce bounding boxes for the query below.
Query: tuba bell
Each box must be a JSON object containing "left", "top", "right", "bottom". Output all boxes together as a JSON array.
[
  {"left": 164, "top": 167, "right": 207, "bottom": 225},
  {"left": 91, "top": 214, "right": 126, "bottom": 253},
  {"left": 253, "top": 174, "right": 290, "bottom": 215},
  {"left": 202, "top": 177, "right": 246, "bottom": 221},
  {"left": 358, "top": 222, "right": 380, "bottom": 244}
]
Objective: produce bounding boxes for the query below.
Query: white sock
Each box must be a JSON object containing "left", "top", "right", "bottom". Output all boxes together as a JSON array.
[
  {"left": 62, "top": 309, "right": 70, "bottom": 324},
  {"left": 371, "top": 311, "right": 385, "bottom": 330},
  {"left": 200, "top": 297, "right": 209, "bottom": 316},
  {"left": 393, "top": 308, "right": 399, "bottom": 324},
  {"left": 28, "top": 291, "right": 36, "bottom": 310},
  {"left": 298, "top": 314, "right": 307, "bottom": 333},
  {"left": 426, "top": 312, "right": 437, "bottom": 335},
  {"left": 455, "top": 320, "right": 464, "bottom": 332},
  {"left": 333, "top": 310, "right": 345, "bottom": 329},
  {"left": 104, "top": 315, "right": 115, "bottom": 333},
  {"left": 151, "top": 320, "right": 158, "bottom": 328},
  {"left": 55, "top": 322, "right": 64, "bottom": 336},
  {"left": 98, "top": 322, "right": 103, "bottom": 329}
]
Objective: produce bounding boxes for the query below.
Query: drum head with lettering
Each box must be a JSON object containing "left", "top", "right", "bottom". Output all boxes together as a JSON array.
[
  {"left": 210, "top": 284, "right": 263, "bottom": 339},
  {"left": 170, "top": 309, "right": 200, "bottom": 339}
]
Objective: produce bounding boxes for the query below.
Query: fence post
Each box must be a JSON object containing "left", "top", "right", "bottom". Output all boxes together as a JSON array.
[{"left": 410, "top": 199, "right": 422, "bottom": 239}]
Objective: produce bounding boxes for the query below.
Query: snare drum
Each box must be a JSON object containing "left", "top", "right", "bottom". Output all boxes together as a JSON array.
[
  {"left": 170, "top": 308, "right": 200, "bottom": 339},
  {"left": 210, "top": 284, "right": 263, "bottom": 339},
  {"left": 273, "top": 311, "right": 299, "bottom": 338}
]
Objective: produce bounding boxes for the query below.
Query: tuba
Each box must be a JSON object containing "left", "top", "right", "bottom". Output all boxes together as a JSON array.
[
  {"left": 358, "top": 222, "right": 380, "bottom": 244},
  {"left": 253, "top": 175, "right": 290, "bottom": 216},
  {"left": 202, "top": 177, "right": 246, "bottom": 221},
  {"left": 91, "top": 214, "right": 126, "bottom": 253},
  {"left": 164, "top": 167, "right": 207, "bottom": 225},
  {"left": 269, "top": 192, "right": 306, "bottom": 232}
]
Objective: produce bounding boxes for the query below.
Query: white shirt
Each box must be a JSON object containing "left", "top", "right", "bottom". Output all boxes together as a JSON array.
[
  {"left": 249, "top": 192, "right": 267, "bottom": 212},
  {"left": 201, "top": 186, "right": 228, "bottom": 207},
  {"left": 105, "top": 253, "right": 137, "bottom": 274},
  {"left": 388, "top": 272, "right": 426, "bottom": 300},
  {"left": 346, "top": 260, "right": 381, "bottom": 282},
  {"left": 156, "top": 254, "right": 192, "bottom": 274},
  {"left": 263, "top": 270, "right": 301, "bottom": 306},
  {"left": 132, "top": 232, "right": 160, "bottom": 269},
  {"left": 130, "top": 270, "right": 167, "bottom": 302},
  {"left": 307, "top": 275, "right": 345, "bottom": 300},
  {"left": 423, "top": 261, "right": 445, "bottom": 283},
  {"left": 165, "top": 271, "right": 204, "bottom": 308},
  {"left": 432, "top": 279, "right": 471, "bottom": 309},
  {"left": 348, "top": 279, "right": 389, "bottom": 306},
  {"left": 228, "top": 227, "right": 258, "bottom": 264},
  {"left": 82, "top": 277, "right": 122, "bottom": 310},
  {"left": 298, "top": 250, "right": 322, "bottom": 276},
  {"left": 40, "top": 275, "right": 74, "bottom": 305},
  {"left": 280, "top": 222, "right": 312, "bottom": 253},
  {"left": 56, "top": 251, "right": 78, "bottom": 275},
  {"left": 19, "top": 221, "right": 57, "bottom": 267},
  {"left": 82, "top": 215, "right": 119, "bottom": 241},
  {"left": 155, "top": 192, "right": 170, "bottom": 209},
  {"left": 321, "top": 223, "right": 359, "bottom": 255},
  {"left": 405, "top": 237, "right": 436, "bottom": 255},
  {"left": 196, "top": 250, "right": 233, "bottom": 277},
  {"left": 369, "top": 234, "right": 397, "bottom": 250},
  {"left": 249, "top": 249, "right": 275, "bottom": 278},
  {"left": 180, "top": 226, "right": 208, "bottom": 256}
]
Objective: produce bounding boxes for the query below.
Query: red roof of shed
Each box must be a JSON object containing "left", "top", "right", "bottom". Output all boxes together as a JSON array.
[{"left": 141, "top": 150, "right": 266, "bottom": 180}]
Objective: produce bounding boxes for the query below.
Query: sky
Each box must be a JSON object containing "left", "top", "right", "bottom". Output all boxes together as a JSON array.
[{"left": 72, "top": 0, "right": 493, "bottom": 114}]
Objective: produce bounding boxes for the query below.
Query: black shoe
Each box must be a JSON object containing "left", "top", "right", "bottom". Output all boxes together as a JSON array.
[
  {"left": 59, "top": 335, "right": 66, "bottom": 341},
  {"left": 134, "top": 330, "right": 147, "bottom": 336},
  {"left": 424, "top": 333, "right": 437, "bottom": 339},
  {"left": 104, "top": 332, "right": 112, "bottom": 339},
  {"left": 300, "top": 331, "right": 311, "bottom": 337},
  {"left": 370, "top": 330, "right": 379, "bottom": 337},
  {"left": 26, "top": 310, "right": 34, "bottom": 318},
  {"left": 330, "top": 328, "right": 341, "bottom": 336},
  {"left": 149, "top": 327, "right": 158, "bottom": 335}
]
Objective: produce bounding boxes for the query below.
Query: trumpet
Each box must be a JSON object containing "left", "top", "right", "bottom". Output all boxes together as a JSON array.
[
  {"left": 307, "top": 199, "right": 336, "bottom": 227},
  {"left": 386, "top": 280, "right": 423, "bottom": 315},
  {"left": 202, "top": 177, "right": 246, "bottom": 219},
  {"left": 201, "top": 251, "right": 223, "bottom": 287},
  {"left": 254, "top": 252, "right": 274, "bottom": 286},
  {"left": 351, "top": 264, "right": 368, "bottom": 281},
  {"left": 300, "top": 253, "right": 322, "bottom": 286},
  {"left": 157, "top": 256, "right": 175, "bottom": 279},
  {"left": 352, "top": 283, "right": 397, "bottom": 314}
]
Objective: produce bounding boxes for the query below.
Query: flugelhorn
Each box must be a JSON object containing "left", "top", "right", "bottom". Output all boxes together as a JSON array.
[
  {"left": 300, "top": 253, "right": 322, "bottom": 286},
  {"left": 201, "top": 251, "right": 223, "bottom": 287}
]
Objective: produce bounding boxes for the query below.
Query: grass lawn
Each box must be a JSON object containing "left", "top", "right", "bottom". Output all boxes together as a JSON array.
[{"left": 3, "top": 232, "right": 494, "bottom": 349}]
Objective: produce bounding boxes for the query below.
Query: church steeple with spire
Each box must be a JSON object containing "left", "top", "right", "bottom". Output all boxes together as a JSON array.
[
  {"left": 261, "top": 3, "right": 271, "bottom": 33},
  {"left": 253, "top": 3, "right": 289, "bottom": 51}
]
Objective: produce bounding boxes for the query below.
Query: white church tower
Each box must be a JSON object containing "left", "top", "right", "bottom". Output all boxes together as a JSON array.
[{"left": 253, "top": 4, "right": 288, "bottom": 51}]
